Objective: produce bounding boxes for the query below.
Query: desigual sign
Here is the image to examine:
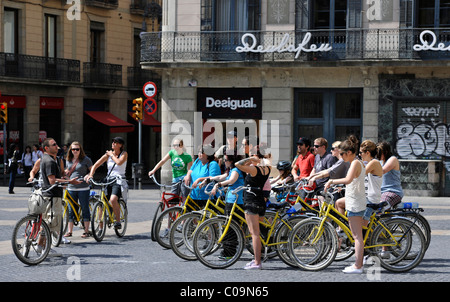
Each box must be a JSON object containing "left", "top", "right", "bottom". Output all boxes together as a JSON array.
[{"left": 197, "top": 88, "right": 262, "bottom": 119}]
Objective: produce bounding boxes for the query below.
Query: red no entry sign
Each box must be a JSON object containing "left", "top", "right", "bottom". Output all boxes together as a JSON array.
[{"left": 144, "top": 98, "right": 157, "bottom": 115}]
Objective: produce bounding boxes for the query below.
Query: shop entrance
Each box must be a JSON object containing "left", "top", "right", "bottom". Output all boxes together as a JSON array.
[{"left": 294, "top": 88, "right": 363, "bottom": 149}]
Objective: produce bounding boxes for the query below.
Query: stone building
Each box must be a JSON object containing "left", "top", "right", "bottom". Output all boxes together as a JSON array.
[
  {"left": 140, "top": 0, "right": 450, "bottom": 196},
  {"left": 0, "top": 0, "right": 162, "bottom": 177}
]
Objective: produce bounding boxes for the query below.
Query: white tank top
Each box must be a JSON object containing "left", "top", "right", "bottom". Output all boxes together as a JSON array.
[
  {"left": 107, "top": 152, "right": 126, "bottom": 178},
  {"left": 366, "top": 159, "right": 382, "bottom": 204},
  {"left": 345, "top": 160, "right": 366, "bottom": 213}
]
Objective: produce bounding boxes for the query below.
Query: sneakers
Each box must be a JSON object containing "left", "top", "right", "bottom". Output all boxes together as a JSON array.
[
  {"left": 244, "top": 260, "right": 262, "bottom": 270},
  {"left": 114, "top": 222, "right": 122, "bottom": 230},
  {"left": 342, "top": 265, "right": 363, "bottom": 274}
]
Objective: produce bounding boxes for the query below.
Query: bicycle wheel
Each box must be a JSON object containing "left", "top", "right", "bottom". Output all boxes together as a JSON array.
[
  {"left": 11, "top": 215, "right": 52, "bottom": 265},
  {"left": 274, "top": 215, "right": 308, "bottom": 268},
  {"left": 169, "top": 211, "right": 203, "bottom": 261},
  {"left": 193, "top": 216, "right": 245, "bottom": 269},
  {"left": 154, "top": 206, "right": 183, "bottom": 249},
  {"left": 334, "top": 230, "right": 355, "bottom": 262},
  {"left": 369, "top": 217, "right": 425, "bottom": 273},
  {"left": 91, "top": 202, "right": 107, "bottom": 242},
  {"left": 390, "top": 211, "right": 431, "bottom": 251},
  {"left": 114, "top": 199, "right": 128, "bottom": 237},
  {"left": 151, "top": 202, "right": 164, "bottom": 241},
  {"left": 288, "top": 217, "right": 338, "bottom": 271}
]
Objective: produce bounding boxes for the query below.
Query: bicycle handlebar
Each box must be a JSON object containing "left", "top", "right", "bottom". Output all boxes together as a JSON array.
[
  {"left": 150, "top": 174, "right": 182, "bottom": 190},
  {"left": 27, "top": 179, "right": 70, "bottom": 193},
  {"left": 319, "top": 184, "right": 345, "bottom": 201},
  {"left": 88, "top": 176, "right": 120, "bottom": 187},
  {"left": 231, "top": 185, "right": 258, "bottom": 196},
  {"left": 203, "top": 181, "right": 226, "bottom": 196},
  {"left": 294, "top": 179, "right": 315, "bottom": 193}
]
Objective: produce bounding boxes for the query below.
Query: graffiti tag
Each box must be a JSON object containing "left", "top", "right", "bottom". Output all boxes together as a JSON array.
[{"left": 396, "top": 122, "right": 450, "bottom": 158}]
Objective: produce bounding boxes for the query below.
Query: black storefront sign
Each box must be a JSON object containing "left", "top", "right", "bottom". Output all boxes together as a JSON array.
[{"left": 197, "top": 88, "right": 262, "bottom": 119}]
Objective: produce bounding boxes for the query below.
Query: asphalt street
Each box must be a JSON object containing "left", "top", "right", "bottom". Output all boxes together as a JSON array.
[{"left": 1, "top": 179, "right": 450, "bottom": 289}]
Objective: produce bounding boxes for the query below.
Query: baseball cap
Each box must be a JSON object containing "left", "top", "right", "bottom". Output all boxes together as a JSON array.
[{"left": 112, "top": 137, "right": 125, "bottom": 144}]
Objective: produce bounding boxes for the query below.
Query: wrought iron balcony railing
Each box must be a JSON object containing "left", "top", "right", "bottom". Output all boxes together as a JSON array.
[
  {"left": 127, "top": 66, "right": 160, "bottom": 90},
  {"left": 85, "top": 0, "right": 118, "bottom": 9},
  {"left": 83, "top": 62, "right": 122, "bottom": 87},
  {"left": 140, "top": 28, "right": 450, "bottom": 63},
  {"left": 0, "top": 52, "right": 80, "bottom": 82}
]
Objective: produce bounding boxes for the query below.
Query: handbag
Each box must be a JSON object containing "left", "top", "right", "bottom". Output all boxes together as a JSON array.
[{"left": 28, "top": 189, "right": 51, "bottom": 215}]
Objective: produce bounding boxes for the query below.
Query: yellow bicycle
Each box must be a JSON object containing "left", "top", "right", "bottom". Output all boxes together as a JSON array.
[
  {"left": 287, "top": 187, "right": 426, "bottom": 272},
  {"left": 62, "top": 189, "right": 97, "bottom": 236},
  {"left": 168, "top": 182, "right": 227, "bottom": 260},
  {"left": 89, "top": 177, "right": 128, "bottom": 242},
  {"left": 152, "top": 183, "right": 204, "bottom": 249},
  {"left": 191, "top": 186, "right": 309, "bottom": 269}
]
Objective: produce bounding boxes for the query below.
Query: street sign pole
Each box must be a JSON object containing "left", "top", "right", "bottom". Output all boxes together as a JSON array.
[{"left": 138, "top": 119, "right": 142, "bottom": 190}]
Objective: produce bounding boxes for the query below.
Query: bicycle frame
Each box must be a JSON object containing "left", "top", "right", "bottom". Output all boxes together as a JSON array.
[
  {"left": 216, "top": 190, "right": 288, "bottom": 249},
  {"left": 62, "top": 190, "right": 86, "bottom": 224},
  {"left": 308, "top": 195, "right": 402, "bottom": 250},
  {"left": 96, "top": 190, "right": 119, "bottom": 224}
]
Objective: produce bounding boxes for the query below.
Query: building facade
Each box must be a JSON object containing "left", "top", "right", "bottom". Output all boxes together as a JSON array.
[
  {"left": 0, "top": 0, "right": 162, "bottom": 177},
  {"left": 141, "top": 0, "right": 450, "bottom": 196}
]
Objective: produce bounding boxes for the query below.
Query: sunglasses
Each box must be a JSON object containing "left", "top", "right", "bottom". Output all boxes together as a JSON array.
[
  {"left": 71, "top": 148, "right": 80, "bottom": 151},
  {"left": 314, "top": 144, "right": 321, "bottom": 148},
  {"left": 173, "top": 144, "right": 180, "bottom": 147},
  {"left": 51, "top": 143, "right": 58, "bottom": 147}
]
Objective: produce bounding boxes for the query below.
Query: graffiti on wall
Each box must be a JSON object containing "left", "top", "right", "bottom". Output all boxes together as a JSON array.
[{"left": 396, "top": 103, "right": 449, "bottom": 158}]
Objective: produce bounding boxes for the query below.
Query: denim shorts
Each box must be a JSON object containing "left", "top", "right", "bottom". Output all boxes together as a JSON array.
[
  {"left": 347, "top": 209, "right": 365, "bottom": 217},
  {"left": 363, "top": 199, "right": 377, "bottom": 221},
  {"left": 244, "top": 201, "right": 266, "bottom": 216}
]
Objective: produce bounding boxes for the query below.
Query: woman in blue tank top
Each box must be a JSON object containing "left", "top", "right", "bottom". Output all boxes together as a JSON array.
[
  {"left": 196, "top": 154, "right": 244, "bottom": 259},
  {"left": 377, "top": 141, "right": 404, "bottom": 210}
]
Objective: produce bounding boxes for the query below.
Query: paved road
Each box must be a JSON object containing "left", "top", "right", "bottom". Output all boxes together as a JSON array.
[{"left": 1, "top": 184, "right": 450, "bottom": 287}]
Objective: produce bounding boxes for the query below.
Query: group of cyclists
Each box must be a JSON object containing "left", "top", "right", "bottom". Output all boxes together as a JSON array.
[
  {"left": 148, "top": 130, "right": 404, "bottom": 272},
  {"left": 21, "top": 130, "right": 404, "bottom": 272},
  {"left": 26, "top": 136, "right": 128, "bottom": 249}
]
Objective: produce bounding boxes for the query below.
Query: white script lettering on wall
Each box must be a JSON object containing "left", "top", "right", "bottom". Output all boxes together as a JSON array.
[
  {"left": 413, "top": 30, "right": 450, "bottom": 51},
  {"left": 235, "top": 33, "right": 332, "bottom": 59},
  {"left": 396, "top": 123, "right": 450, "bottom": 158}
]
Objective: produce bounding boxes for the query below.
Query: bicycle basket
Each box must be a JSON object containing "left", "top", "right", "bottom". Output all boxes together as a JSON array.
[{"left": 28, "top": 189, "right": 49, "bottom": 215}]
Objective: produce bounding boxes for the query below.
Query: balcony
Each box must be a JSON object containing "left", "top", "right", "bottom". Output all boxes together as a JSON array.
[
  {"left": 140, "top": 28, "right": 450, "bottom": 63},
  {"left": 83, "top": 62, "right": 122, "bottom": 87},
  {"left": 127, "top": 66, "right": 160, "bottom": 90},
  {"left": 85, "top": 0, "right": 118, "bottom": 9},
  {"left": 0, "top": 52, "right": 80, "bottom": 83}
]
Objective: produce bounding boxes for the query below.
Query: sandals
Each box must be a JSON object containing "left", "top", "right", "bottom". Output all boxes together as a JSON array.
[
  {"left": 81, "top": 232, "right": 91, "bottom": 238},
  {"left": 64, "top": 232, "right": 72, "bottom": 237}
]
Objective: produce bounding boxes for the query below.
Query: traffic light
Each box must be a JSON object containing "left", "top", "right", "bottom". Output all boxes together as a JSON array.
[
  {"left": 0, "top": 102, "right": 7, "bottom": 124},
  {"left": 132, "top": 97, "right": 143, "bottom": 120}
]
